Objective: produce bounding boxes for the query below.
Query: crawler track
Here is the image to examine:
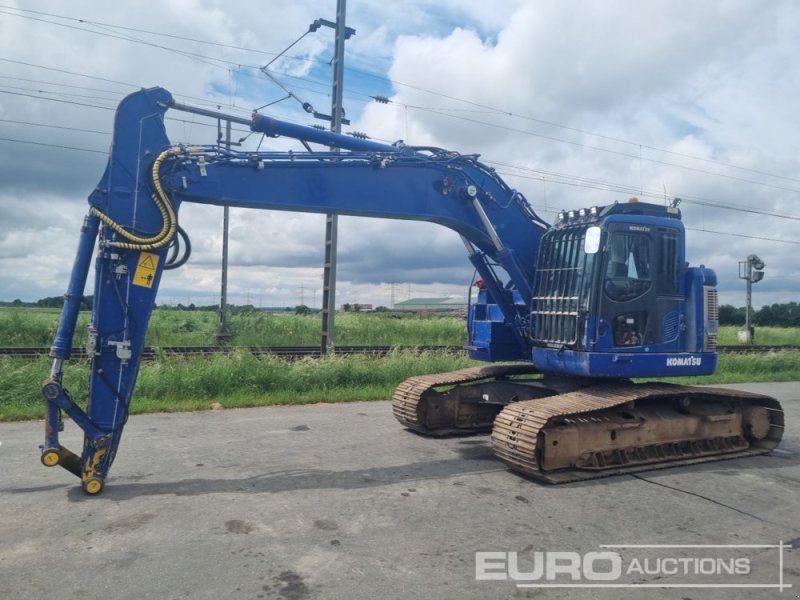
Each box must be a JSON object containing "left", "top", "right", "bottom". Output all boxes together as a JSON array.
[
  {"left": 491, "top": 383, "right": 784, "bottom": 483},
  {"left": 391, "top": 364, "right": 540, "bottom": 435}
]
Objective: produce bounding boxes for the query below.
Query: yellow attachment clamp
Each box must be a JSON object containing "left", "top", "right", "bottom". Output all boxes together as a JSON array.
[
  {"left": 40, "top": 448, "right": 60, "bottom": 467},
  {"left": 83, "top": 477, "right": 104, "bottom": 495}
]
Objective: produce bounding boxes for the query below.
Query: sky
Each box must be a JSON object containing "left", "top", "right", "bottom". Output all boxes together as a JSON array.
[{"left": 0, "top": 0, "right": 797, "bottom": 309}]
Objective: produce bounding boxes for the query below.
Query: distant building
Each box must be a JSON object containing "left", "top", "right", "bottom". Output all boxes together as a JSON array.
[{"left": 393, "top": 297, "right": 467, "bottom": 315}]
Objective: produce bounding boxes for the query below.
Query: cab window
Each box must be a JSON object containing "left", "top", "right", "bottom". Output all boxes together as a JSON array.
[{"left": 604, "top": 232, "right": 651, "bottom": 302}]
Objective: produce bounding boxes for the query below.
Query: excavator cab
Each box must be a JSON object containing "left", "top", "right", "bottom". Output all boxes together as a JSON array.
[{"left": 528, "top": 200, "right": 717, "bottom": 378}]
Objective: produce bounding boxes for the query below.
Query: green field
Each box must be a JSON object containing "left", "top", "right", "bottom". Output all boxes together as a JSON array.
[
  {"left": 0, "top": 307, "right": 467, "bottom": 347},
  {"left": 1, "top": 307, "right": 798, "bottom": 421},
  {"left": 716, "top": 326, "right": 800, "bottom": 346},
  {"left": 0, "top": 307, "right": 800, "bottom": 347},
  {"left": 2, "top": 306, "right": 800, "bottom": 348}
]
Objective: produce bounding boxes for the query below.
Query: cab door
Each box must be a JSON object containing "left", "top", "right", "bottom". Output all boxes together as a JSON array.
[{"left": 597, "top": 224, "right": 683, "bottom": 350}]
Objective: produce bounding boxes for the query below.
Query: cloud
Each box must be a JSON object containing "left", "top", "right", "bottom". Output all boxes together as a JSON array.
[{"left": 0, "top": 0, "right": 797, "bottom": 312}]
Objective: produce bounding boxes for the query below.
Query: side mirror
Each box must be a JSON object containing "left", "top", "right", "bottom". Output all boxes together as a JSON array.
[{"left": 584, "top": 226, "right": 601, "bottom": 255}]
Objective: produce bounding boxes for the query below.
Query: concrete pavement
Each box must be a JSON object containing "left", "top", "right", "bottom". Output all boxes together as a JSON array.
[{"left": 0, "top": 382, "right": 798, "bottom": 600}]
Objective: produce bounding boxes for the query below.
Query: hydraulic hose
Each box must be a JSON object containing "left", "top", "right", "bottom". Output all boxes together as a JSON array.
[{"left": 90, "top": 146, "right": 181, "bottom": 250}]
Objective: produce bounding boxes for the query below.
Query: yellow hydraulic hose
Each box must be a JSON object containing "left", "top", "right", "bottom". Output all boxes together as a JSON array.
[{"left": 90, "top": 146, "right": 182, "bottom": 250}]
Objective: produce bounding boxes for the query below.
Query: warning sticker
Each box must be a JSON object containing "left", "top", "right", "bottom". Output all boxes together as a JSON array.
[{"left": 132, "top": 251, "right": 159, "bottom": 288}]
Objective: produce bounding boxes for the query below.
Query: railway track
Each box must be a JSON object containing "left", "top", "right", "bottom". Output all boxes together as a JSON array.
[
  {"left": 0, "top": 345, "right": 466, "bottom": 360},
  {"left": 716, "top": 344, "right": 800, "bottom": 354},
  {"left": 0, "top": 344, "right": 796, "bottom": 360}
]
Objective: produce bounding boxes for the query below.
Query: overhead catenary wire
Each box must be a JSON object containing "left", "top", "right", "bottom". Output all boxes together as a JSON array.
[
  {"left": 0, "top": 88, "right": 116, "bottom": 111},
  {"left": 34, "top": 42, "right": 789, "bottom": 202},
  {"left": 200, "top": 67, "right": 800, "bottom": 200},
  {"left": 0, "top": 4, "right": 332, "bottom": 111},
  {"left": 0, "top": 58, "right": 255, "bottom": 116},
  {"left": 1, "top": 78, "right": 796, "bottom": 228},
  {"left": 2, "top": 134, "right": 796, "bottom": 249},
  {"left": 4, "top": 4, "right": 796, "bottom": 188},
  {"left": 0, "top": 94, "right": 796, "bottom": 245},
  {"left": 0, "top": 117, "right": 109, "bottom": 136},
  {"left": 0, "top": 86, "right": 251, "bottom": 136},
  {"left": 378, "top": 96, "right": 800, "bottom": 186},
  {"left": 0, "top": 5, "right": 294, "bottom": 61},
  {"left": 0, "top": 57, "right": 136, "bottom": 89},
  {"left": 0, "top": 73, "right": 129, "bottom": 95},
  {"left": 0, "top": 136, "right": 106, "bottom": 154},
  {"left": 489, "top": 160, "right": 800, "bottom": 222},
  {"left": 399, "top": 105, "right": 800, "bottom": 195},
  {"left": 0, "top": 7, "right": 237, "bottom": 73},
  {"left": 5, "top": 6, "right": 795, "bottom": 199},
  {"left": 0, "top": 50, "right": 794, "bottom": 244},
  {"left": 0, "top": 82, "right": 123, "bottom": 104}
]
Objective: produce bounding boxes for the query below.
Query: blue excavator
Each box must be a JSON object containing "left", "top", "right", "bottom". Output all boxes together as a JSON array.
[{"left": 41, "top": 88, "right": 783, "bottom": 493}]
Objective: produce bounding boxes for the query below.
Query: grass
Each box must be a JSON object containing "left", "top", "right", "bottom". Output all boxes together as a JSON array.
[
  {"left": 643, "top": 351, "right": 800, "bottom": 385},
  {"left": 4, "top": 307, "right": 800, "bottom": 348},
  {"left": 0, "top": 307, "right": 91, "bottom": 347},
  {"left": 2, "top": 348, "right": 798, "bottom": 422},
  {"left": 0, "top": 349, "right": 477, "bottom": 421},
  {"left": 0, "top": 307, "right": 468, "bottom": 347},
  {"left": 717, "top": 326, "right": 800, "bottom": 346},
  {"left": 228, "top": 311, "right": 467, "bottom": 346},
  {"left": 1, "top": 307, "right": 797, "bottom": 422}
]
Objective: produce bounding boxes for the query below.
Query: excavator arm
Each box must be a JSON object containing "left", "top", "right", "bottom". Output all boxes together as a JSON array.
[{"left": 41, "top": 87, "right": 547, "bottom": 493}]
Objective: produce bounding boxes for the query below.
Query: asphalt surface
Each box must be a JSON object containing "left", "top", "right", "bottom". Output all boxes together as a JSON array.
[{"left": 1, "top": 382, "right": 798, "bottom": 600}]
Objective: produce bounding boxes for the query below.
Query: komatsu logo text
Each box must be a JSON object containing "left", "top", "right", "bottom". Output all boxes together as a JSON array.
[{"left": 666, "top": 356, "right": 702, "bottom": 367}]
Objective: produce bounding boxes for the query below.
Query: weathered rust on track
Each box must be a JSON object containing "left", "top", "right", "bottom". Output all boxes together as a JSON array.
[
  {"left": 491, "top": 382, "right": 784, "bottom": 484},
  {"left": 391, "top": 364, "right": 539, "bottom": 435}
]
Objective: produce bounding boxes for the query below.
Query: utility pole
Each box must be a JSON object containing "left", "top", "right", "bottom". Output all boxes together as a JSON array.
[
  {"left": 262, "top": 5, "right": 354, "bottom": 349},
  {"left": 215, "top": 117, "right": 232, "bottom": 344},
  {"left": 738, "top": 254, "right": 765, "bottom": 344},
  {"left": 319, "top": 0, "right": 351, "bottom": 355}
]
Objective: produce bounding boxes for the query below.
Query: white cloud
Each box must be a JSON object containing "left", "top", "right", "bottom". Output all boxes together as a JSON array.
[{"left": 0, "top": 0, "right": 796, "bottom": 314}]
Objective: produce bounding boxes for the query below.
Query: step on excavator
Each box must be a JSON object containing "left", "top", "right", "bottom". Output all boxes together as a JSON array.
[{"left": 40, "top": 88, "right": 783, "bottom": 494}]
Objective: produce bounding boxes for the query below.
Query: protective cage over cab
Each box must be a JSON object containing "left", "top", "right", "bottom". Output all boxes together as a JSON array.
[{"left": 528, "top": 200, "right": 719, "bottom": 378}]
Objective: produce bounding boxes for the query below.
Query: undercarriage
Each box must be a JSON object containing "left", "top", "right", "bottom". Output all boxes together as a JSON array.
[{"left": 392, "top": 366, "right": 784, "bottom": 483}]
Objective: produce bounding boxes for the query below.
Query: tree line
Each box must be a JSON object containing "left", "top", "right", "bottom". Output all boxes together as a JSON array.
[
  {"left": 2, "top": 296, "right": 95, "bottom": 310},
  {"left": 719, "top": 302, "right": 800, "bottom": 327}
]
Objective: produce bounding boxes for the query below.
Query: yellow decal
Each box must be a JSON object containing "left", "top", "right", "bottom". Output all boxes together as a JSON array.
[
  {"left": 83, "top": 447, "right": 106, "bottom": 480},
  {"left": 133, "top": 251, "right": 159, "bottom": 288}
]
